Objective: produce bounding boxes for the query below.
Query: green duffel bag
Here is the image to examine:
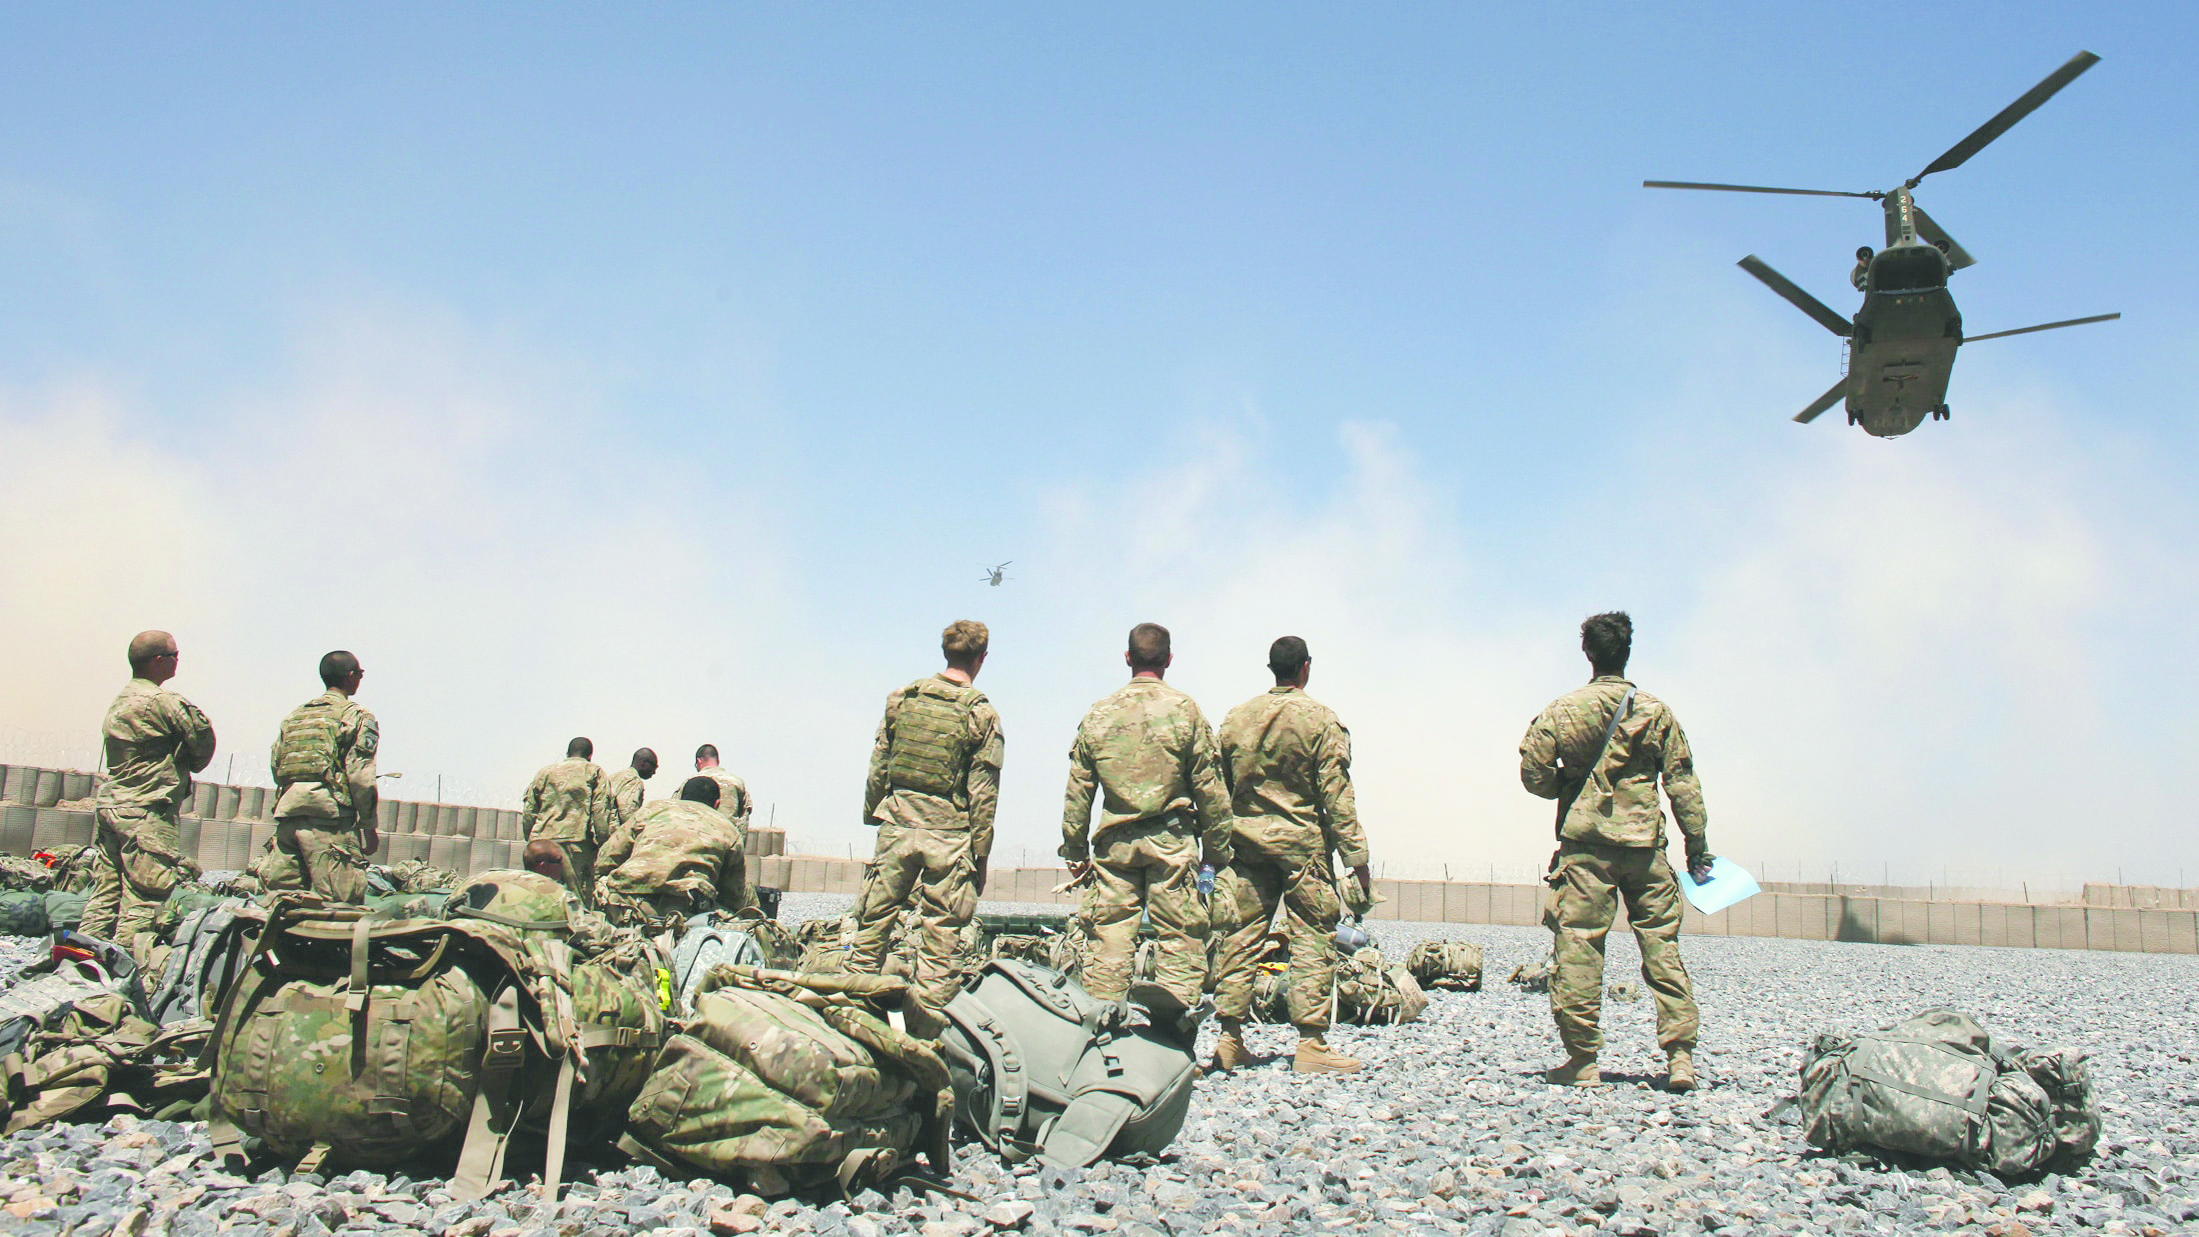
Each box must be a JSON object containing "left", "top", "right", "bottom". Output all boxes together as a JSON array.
[
  {"left": 0, "top": 891, "right": 48, "bottom": 937},
  {"left": 42, "top": 891, "right": 86, "bottom": 936},
  {"left": 1796, "top": 1008, "right": 2096, "bottom": 1176}
]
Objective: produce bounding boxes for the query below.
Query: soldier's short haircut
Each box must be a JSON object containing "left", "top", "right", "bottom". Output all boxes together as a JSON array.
[
  {"left": 942, "top": 619, "right": 990, "bottom": 664},
  {"left": 318, "top": 650, "right": 360, "bottom": 687},
  {"left": 632, "top": 747, "right": 657, "bottom": 767},
  {"left": 1581, "top": 611, "right": 1633, "bottom": 671},
  {"left": 126, "top": 630, "right": 177, "bottom": 672},
  {"left": 1127, "top": 622, "right": 1171, "bottom": 671},
  {"left": 695, "top": 743, "right": 719, "bottom": 763},
  {"left": 523, "top": 839, "right": 566, "bottom": 879},
  {"left": 1267, "top": 635, "right": 1310, "bottom": 677},
  {"left": 567, "top": 736, "right": 593, "bottom": 759},
  {"left": 680, "top": 775, "right": 721, "bottom": 806}
]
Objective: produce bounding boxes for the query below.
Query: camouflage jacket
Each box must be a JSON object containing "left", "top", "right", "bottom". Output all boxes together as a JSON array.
[
  {"left": 606, "top": 766, "right": 650, "bottom": 830},
  {"left": 270, "top": 689, "right": 377, "bottom": 824},
  {"left": 598, "top": 799, "right": 752, "bottom": 913},
  {"left": 863, "top": 674, "right": 1004, "bottom": 858},
  {"left": 522, "top": 757, "right": 610, "bottom": 844},
  {"left": 1519, "top": 675, "right": 1707, "bottom": 852},
  {"left": 95, "top": 678, "right": 216, "bottom": 815},
  {"left": 1218, "top": 686, "right": 1370, "bottom": 869},
  {"left": 1060, "top": 677, "right": 1232, "bottom": 866},
  {"left": 699, "top": 767, "right": 752, "bottom": 834}
]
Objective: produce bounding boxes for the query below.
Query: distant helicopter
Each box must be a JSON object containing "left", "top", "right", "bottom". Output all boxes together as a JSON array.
[
  {"left": 983, "top": 561, "right": 1011, "bottom": 587},
  {"left": 1647, "top": 51, "right": 2118, "bottom": 438}
]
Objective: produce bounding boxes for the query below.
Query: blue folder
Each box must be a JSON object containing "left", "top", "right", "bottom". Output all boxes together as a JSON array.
[{"left": 1681, "top": 857, "right": 1760, "bottom": 914}]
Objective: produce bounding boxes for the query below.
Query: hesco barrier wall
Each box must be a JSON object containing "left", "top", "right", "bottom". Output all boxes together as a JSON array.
[
  {"left": 746, "top": 858, "right": 2199, "bottom": 956},
  {"left": 0, "top": 762, "right": 787, "bottom": 873}
]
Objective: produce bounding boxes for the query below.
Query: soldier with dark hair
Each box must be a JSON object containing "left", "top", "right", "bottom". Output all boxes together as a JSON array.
[
  {"left": 1061, "top": 622, "right": 1232, "bottom": 1044},
  {"left": 606, "top": 747, "right": 659, "bottom": 832},
  {"left": 1519, "top": 611, "right": 1713, "bottom": 1091},
  {"left": 1210, "top": 636, "right": 1374, "bottom": 1074},
  {"left": 693, "top": 743, "right": 752, "bottom": 844},
  {"left": 523, "top": 736, "right": 610, "bottom": 907},
  {"left": 847, "top": 620, "right": 1002, "bottom": 1035},
  {"left": 596, "top": 775, "right": 752, "bottom": 926},
  {"left": 264, "top": 650, "right": 379, "bottom": 904},
  {"left": 82, "top": 630, "right": 216, "bottom": 955}
]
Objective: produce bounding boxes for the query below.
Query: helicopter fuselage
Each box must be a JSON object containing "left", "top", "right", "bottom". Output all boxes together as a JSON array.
[{"left": 1844, "top": 218, "right": 1961, "bottom": 438}]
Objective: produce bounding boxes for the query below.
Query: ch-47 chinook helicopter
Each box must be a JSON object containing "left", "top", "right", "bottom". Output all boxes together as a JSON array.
[{"left": 1647, "top": 51, "right": 2119, "bottom": 438}]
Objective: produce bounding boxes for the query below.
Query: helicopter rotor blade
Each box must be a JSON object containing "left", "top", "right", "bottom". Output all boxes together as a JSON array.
[
  {"left": 1737, "top": 256, "right": 1853, "bottom": 337},
  {"left": 1913, "top": 51, "right": 2100, "bottom": 184},
  {"left": 1911, "top": 207, "right": 1977, "bottom": 270},
  {"left": 1793, "top": 379, "right": 1847, "bottom": 425},
  {"left": 1644, "top": 180, "right": 1879, "bottom": 199},
  {"left": 1963, "top": 312, "right": 2120, "bottom": 343}
]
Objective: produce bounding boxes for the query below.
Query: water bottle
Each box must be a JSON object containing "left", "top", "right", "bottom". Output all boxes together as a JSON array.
[{"left": 1196, "top": 863, "right": 1215, "bottom": 898}]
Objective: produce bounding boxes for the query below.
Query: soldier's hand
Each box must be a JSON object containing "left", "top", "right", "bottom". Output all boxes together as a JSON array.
[
  {"left": 1351, "top": 864, "right": 1373, "bottom": 899},
  {"left": 1687, "top": 852, "right": 1716, "bottom": 885},
  {"left": 363, "top": 829, "right": 382, "bottom": 857},
  {"left": 1067, "top": 859, "right": 1091, "bottom": 882},
  {"left": 973, "top": 856, "right": 989, "bottom": 896}
]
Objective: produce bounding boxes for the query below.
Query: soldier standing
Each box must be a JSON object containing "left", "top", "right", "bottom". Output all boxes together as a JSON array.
[
  {"left": 1209, "top": 636, "right": 1373, "bottom": 1075},
  {"left": 1061, "top": 622, "right": 1232, "bottom": 1044},
  {"left": 266, "top": 650, "right": 380, "bottom": 903},
  {"left": 81, "top": 631, "right": 216, "bottom": 954},
  {"left": 1519, "top": 611, "right": 1713, "bottom": 1091},
  {"left": 846, "top": 620, "right": 1002, "bottom": 1036},
  {"left": 597, "top": 775, "right": 754, "bottom": 927},
  {"left": 606, "top": 747, "right": 658, "bottom": 832},
  {"left": 522, "top": 737, "right": 610, "bottom": 907},
  {"left": 693, "top": 743, "right": 752, "bottom": 847}
]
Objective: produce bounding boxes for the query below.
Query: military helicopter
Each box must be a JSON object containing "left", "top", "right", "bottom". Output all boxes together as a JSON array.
[
  {"left": 1647, "top": 51, "right": 2118, "bottom": 438},
  {"left": 982, "top": 561, "right": 1011, "bottom": 587}
]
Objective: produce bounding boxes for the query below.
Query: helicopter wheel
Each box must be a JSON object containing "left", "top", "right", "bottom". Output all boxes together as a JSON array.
[{"left": 1932, "top": 404, "right": 1950, "bottom": 421}]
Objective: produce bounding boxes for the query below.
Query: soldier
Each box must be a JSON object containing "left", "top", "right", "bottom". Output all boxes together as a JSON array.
[
  {"left": 1209, "top": 636, "right": 1373, "bottom": 1075},
  {"left": 846, "top": 620, "right": 1003, "bottom": 1035},
  {"left": 265, "top": 650, "right": 380, "bottom": 904},
  {"left": 693, "top": 744, "right": 752, "bottom": 843},
  {"left": 523, "top": 839, "right": 571, "bottom": 886},
  {"left": 596, "top": 775, "right": 753, "bottom": 927},
  {"left": 606, "top": 747, "right": 658, "bottom": 832},
  {"left": 1061, "top": 622, "right": 1232, "bottom": 1044},
  {"left": 522, "top": 737, "right": 610, "bottom": 907},
  {"left": 1519, "top": 611, "right": 1713, "bottom": 1092},
  {"left": 81, "top": 631, "right": 216, "bottom": 955}
]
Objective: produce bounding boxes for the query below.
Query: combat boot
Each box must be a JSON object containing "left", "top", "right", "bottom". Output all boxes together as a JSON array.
[
  {"left": 1208, "top": 1020, "right": 1253, "bottom": 1073},
  {"left": 1292, "top": 1035, "right": 1363, "bottom": 1075},
  {"left": 1666, "top": 1048, "right": 1697, "bottom": 1093},
  {"left": 1545, "top": 1052, "right": 1602, "bottom": 1086}
]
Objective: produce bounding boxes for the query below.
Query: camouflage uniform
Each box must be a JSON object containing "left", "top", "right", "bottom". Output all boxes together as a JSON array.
[
  {"left": 80, "top": 679, "right": 216, "bottom": 950},
  {"left": 523, "top": 756, "right": 611, "bottom": 906},
  {"left": 595, "top": 798, "right": 753, "bottom": 927},
  {"left": 264, "top": 688, "right": 379, "bottom": 904},
  {"left": 606, "top": 766, "right": 649, "bottom": 832},
  {"left": 699, "top": 767, "right": 752, "bottom": 834},
  {"left": 1519, "top": 675, "right": 1708, "bottom": 1058},
  {"left": 1060, "top": 678, "right": 1232, "bottom": 1008},
  {"left": 847, "top": 675, "right": 1002, "bottom": 1025},
  {"left": 1211, "top": 687, "right": 1370, "bottom": 1033}
]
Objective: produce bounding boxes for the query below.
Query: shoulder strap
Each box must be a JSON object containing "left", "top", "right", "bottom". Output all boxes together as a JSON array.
[{"left": 1587, "top": 686, "right": 1637, "bottom": 779}]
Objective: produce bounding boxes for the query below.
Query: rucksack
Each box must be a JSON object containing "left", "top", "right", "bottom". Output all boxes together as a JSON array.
[
  {"left": 794, "top": 918, "right": 854, "bottom": 974},
  {"left": 939, "top": 960, "right": 1197, "bottom": 1169},
  {"left": 1795, "top": 1009, "right": 2100, "bottom": 1176},
  {"left": 1336, "top": 947, "right": 1427, "bottom": 1026},
  {"left": 143, "top": 901, "right": 254, "bottom": 1028},
  {"left": 1405, "top": 940, "right": 1483, "bottom": 991},
  {"left": 272, "top": 697, "right": 349, "bottom": 802},
  {"left": 0, "top": 992, "right": 209, "bottom": 1135},
  {"left": 0, "top": 891, "right": 48, "bottom": 937},
  {"left": 670, "top": 914, "right": 767, "bottom": 1015},
  {"left": 43, "top": 890, "right": 87, "bottom": 936},
  {"left": 0, "top": 938, "right": 145, "bottom": 1061},
  {"left": 882, "top": 679, "right": 985, "bottom": 797},
  {"left": 619, "top": 966, "right": 951, "bottom": 1197}
]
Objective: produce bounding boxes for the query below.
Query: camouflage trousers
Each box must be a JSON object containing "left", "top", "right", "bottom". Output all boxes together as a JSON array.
[
  {"left": 78, "top": 806, "right": 191, "bottom": 955},
  {"left": 1210, "top": 852, "right": 1341, "bottom": 1032},
  {"left": 847, "top": 824, "right": 979, "bottom": 1021},
  {"left": 260, "top": 818, "right": 370, "bottom": 904},
  {"left": 1545, "top": 841, "right": 1698, "bottom": 1056},
  {"left": 1083, "top": 819, "right": 1208, "bottom": 1010},
  {"left": 595, "top": 882, "right": 696, "bottom": 932},
  {"left": 560, "top": 839, "right": 600, "bottom": 910}
]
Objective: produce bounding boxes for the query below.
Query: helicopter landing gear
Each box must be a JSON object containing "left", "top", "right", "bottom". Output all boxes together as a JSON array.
[{"left": 1931, "top": 404, "right": 1950, "bottom": 421}]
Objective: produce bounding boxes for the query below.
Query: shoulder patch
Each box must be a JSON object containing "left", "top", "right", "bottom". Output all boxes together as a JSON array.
[{"left": 356, "top": 714, "right": 380, "bottom": 758}]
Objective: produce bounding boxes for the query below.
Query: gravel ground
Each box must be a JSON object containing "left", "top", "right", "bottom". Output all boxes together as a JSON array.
[{"left": 2, "top": 892, "right": 2194, "bottom": 1237}]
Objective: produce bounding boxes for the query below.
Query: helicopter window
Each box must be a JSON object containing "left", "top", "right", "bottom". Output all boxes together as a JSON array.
[{"left": 1869, "top": 247, "right": 1946, "bottom": 294}]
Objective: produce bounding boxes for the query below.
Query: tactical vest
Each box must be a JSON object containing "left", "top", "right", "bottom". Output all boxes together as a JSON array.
[
  {"left": 883, "top": 679, "right": 983, "bottom": 798},
  {"left": 273, "top": 697, "right": 349, "bottom": 808}
]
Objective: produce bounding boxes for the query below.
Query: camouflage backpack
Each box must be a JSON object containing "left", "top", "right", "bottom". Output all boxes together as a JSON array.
[
  {"left": 670, "top": 913, "right": 768, "bottom": 1015},
  {"left": 620, "top": 965, "right": 951, "bottom": 1196},
  {"left": 1405, "top": 940, "right": 1483, "bottom": 991},
  {"left": 0, "top": 991, "right": 209, "bottom": 1135},
  {"left": 0, "top": 855, "right": 55, "bottom": 894},
  {"left": 794, "top": 917, "right": 854, "bottom": 974},
  {"left": 940, "top": 959, "right": 1198, "bottom": 1169},
  {"left": 1508, "top": 951, "right": 1557, "bottom": 992},
  {"left": 1795, "top": 1008, "right": 2100, "bottom": 1175},
  {"left": 1336, "top": 947, "right": 1427, "bottom": 1026},
  {"left": 0, "top": 891, "right": 48, "bottom": 937},
  {"left": 882, "top": 679, "right": 985, "bottom": 797}
]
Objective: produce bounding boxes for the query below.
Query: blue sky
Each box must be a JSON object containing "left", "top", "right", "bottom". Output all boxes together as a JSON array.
[{"left": 3, "top": 5, "right": 2192, "bottom": 887}]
